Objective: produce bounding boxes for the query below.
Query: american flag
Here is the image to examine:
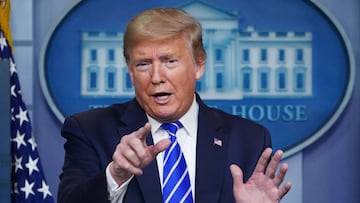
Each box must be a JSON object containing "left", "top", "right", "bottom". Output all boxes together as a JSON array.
[
  {"left": 0, "top": 29, "right": 54, "bottom": 202},
  {"left": 213, "top": 137, "right": 223, "bottom": 147}
]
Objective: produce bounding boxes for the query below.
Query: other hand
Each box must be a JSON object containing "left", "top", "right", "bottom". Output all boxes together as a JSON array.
[{"left": 230, "top": 148, "right": 292, "bottom": 203}]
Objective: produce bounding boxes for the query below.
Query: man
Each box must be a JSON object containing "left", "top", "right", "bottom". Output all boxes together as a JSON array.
[{"left": 58, "top": 8, "right": 291, "bottom": 203}]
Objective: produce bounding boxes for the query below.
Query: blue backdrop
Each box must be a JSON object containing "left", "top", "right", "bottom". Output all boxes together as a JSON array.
[{"left": 8, "top": 0, "right": 360, "bottom": 202}]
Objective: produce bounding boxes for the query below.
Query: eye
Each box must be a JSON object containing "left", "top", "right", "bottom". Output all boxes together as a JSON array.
[
  {"left": 164, "top": 58, "right": 179, "bottom": 68},
  {"left": 135, "top": 62, "right": 151, "bottom": 71}
]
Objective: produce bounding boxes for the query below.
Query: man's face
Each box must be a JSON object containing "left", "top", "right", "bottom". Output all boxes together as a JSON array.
[{"left": 126, "top": 36, "right": 205, "bottom": 123}]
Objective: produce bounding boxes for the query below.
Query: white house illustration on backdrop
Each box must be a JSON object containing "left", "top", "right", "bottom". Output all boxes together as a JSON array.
[{"left": 80, "top": 1, "right": 313, "bottom": 99}]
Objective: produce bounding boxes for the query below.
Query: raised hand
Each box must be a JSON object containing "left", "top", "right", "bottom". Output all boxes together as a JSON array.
[
  {"left": 230, "top": 148, "right": 292, "bottom": 203},
  {"left": 109, "top": 123, "right": 170, "bottom": 185}
]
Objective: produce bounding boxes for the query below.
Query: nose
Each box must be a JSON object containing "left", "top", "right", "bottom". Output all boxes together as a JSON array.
[{"left": 151, "top": 61, "right": 165, "bottom": 84}]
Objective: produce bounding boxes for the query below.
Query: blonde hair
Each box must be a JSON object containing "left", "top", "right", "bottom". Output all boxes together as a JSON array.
[{"left": 123, "top": 8, "right": 206, "bottom": 64}]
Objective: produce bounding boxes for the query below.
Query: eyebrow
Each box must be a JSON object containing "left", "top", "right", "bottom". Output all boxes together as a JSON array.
[
  {"left": 133, "top": 58, "right": 152, "bottom": 64},
  {"left": 133, "top": 54, "right": 177, "bottom": 62},
  {"left": 159, "top": 55, "right": 176, "bottom": 61}
]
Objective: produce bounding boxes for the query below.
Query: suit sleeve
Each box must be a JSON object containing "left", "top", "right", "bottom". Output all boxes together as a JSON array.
[{"left": 58, "top": 116, "right": 109, "bottom": 203}]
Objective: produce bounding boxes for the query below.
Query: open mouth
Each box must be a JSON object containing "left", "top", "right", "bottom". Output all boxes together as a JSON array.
[
  {"left": 152, "top": 92, "right": 171, "bottom": 98},
  {"left": 152, "top": 92, "right": 172, "bottom": 103}
]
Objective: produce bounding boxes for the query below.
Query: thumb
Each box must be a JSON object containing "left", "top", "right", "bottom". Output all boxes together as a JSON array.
[
  {"left": 148, "top": 138, "right": 171, "bottom": 157},
  {"left": 230, "top": 164, "right": 244, "bottom": 188}
]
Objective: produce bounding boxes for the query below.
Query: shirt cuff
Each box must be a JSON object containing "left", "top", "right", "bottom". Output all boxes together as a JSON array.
[{"left": 106, "top": 162, "right": 133, "bottom": 202}]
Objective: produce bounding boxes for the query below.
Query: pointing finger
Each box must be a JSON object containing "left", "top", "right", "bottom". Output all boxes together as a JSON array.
[{"left": 134, "top": 123, "right": 151, "bottom": 141}]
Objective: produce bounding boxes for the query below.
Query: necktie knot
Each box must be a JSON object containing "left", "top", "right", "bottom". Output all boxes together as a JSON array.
[{"left": 161, "top": 121, "right": 183, "bottom": 138}]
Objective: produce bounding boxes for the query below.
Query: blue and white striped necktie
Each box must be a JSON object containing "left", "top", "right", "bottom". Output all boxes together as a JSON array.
[{"left": 161, "top": 121, "right": 194, "bottom": 203}]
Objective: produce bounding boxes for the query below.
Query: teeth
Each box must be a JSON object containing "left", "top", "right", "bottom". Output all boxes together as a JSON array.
[{"left": 156, "top": 95, "right": 169, "bottom": 99}]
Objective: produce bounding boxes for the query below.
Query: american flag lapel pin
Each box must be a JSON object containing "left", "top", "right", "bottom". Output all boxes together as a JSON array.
[{"left": 213, "top": 137, "right": 222, "bottom": 146}]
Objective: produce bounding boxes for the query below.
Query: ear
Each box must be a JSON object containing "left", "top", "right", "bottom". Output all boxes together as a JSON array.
[{"left": 195, "top": 56, "right": 206, "bottom": 80}]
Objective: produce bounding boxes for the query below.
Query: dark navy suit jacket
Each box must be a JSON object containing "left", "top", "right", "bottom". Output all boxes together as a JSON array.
[{"left": 58, "top": 95, "right": 271, "bottom": 203}]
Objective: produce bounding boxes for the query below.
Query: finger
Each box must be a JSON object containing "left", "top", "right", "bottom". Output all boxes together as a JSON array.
[
  {"left": 118, "top": 134, "right": 145, "bottom": 167},
  {"left": 265, "top": 150, "right": 283, "bottom": 178},
  {"left": 122, "top": 145, "right": 142, "bottom": 167},
  {"left": 230, "top": 164, "right": 244, "bottom": 189},
  {"left": 112, "top": 136, "right": 146, "bottom": 176},
  {"left": 143, "top": 138, "right": 171, "bottom": 167},
  {"left": 134, "top": 123, "right": 152, "bottom": 141},
  {"left": 125, "top": 123, "right": 152, "bottom": 163},
  {"left": 132, "top": 123, "right": 171, "bottom": 167},
  {"left": 148, "top": 138, "right": 171, "bottom": 157},
  {"left": 274, "top": 163, "right": 289, "bottom": 187},
  {"left": 112, "top": 153, "right": 143, "bottom": 176},
  {"left": 253, "top": 148, "right": 272, "bottom": 173},
  {"left": 278, "top": 181, "right": 292, "bottom": 198}
]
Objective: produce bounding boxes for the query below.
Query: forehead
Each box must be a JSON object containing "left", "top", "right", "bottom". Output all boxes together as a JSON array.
[{"left": 130, "top": 36, "right": 191, "bottom": 58}]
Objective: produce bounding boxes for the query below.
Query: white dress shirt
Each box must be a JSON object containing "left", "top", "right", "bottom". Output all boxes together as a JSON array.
[{"left": 106, "top": 96, "right": 199, "bottom": 202}]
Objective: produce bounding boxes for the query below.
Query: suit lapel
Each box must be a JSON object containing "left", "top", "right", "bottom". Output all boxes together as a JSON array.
[{"left": 195, "top": 98, "right": 228, "bottom": 202}]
